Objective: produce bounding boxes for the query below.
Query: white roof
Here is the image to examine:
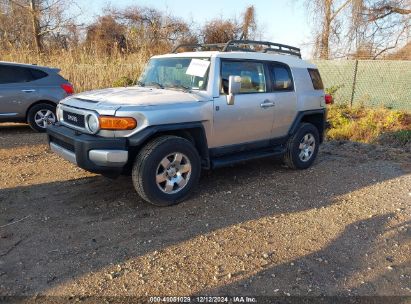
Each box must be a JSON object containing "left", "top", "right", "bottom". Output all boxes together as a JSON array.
[
  {"left": 153, "top": 51, "right": 315, "bottom": 68},
  {"left": 152, "top": 51, "right": 218, "bottom": 58}
]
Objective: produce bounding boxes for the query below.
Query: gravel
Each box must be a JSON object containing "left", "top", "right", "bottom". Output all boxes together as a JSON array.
[{"left": 0, "top": 123, "right": 410, "bottom": 297}]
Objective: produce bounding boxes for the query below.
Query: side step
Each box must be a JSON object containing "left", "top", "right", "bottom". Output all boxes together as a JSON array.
[{"left": 211, "top": 147, "right": 285, "bottom": 169}]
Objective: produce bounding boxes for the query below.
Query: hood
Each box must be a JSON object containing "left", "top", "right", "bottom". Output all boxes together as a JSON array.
[{"left": 70, "top": 86, "right": 209, "bottom": 106}]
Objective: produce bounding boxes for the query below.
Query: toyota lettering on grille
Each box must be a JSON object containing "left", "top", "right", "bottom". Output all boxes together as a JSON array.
[
  {"left": 63, "top": 111, "right": 85, "bottom": 128},
  {"left": 67, "top": 114, "right": 78, "bottom": 123}
]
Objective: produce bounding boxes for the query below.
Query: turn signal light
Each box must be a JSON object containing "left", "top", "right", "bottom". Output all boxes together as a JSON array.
[{"left": 98, "top": 116, "right": 137, "bottom": 130}]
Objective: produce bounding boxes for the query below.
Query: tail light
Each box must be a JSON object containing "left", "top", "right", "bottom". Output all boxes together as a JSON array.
[
  {"left": 61, "top": 83, "right": 74, "bottom": 95},
  {"left": 325, "top": 94, "right": 333, "bottom": 105}
]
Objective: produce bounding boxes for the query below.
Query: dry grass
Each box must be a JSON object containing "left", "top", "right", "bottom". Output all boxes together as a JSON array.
[
  {"left": 327, "top": 104, "right": 411, "bottom": 147},
  {"left": 0, "top": 49, "right": 150, "bottom": 92}
]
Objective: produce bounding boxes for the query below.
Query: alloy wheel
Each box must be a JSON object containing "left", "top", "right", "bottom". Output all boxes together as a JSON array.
[
  {"left": 298, "top": 133, "right": 316, "bottom": 162},
  {"left": 34, "top": 109, "right": 56, "bottom": 129},
  {"left": 155, "top": 152, "right": 192, "bottom": 194}
]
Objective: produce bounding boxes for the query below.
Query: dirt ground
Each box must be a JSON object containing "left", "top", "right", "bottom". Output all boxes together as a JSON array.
[{"left": 0, "top": 123, "right": 410, "bottom": 300}]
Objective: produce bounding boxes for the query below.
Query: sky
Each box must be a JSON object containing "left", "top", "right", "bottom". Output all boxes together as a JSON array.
[{"left": 75, "top": 0, "right": 314, "bottom": 57}]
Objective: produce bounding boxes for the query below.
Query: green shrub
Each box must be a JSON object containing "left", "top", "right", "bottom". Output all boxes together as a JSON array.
[
  {"left": 325, "top": 84, "right": 344, "bottom": 97},
  {"left": 391, "top": 130, "right": 411, "bottom": 145},
  {"left": 326, "top": 105, "right": 410, "bottom": 145}
]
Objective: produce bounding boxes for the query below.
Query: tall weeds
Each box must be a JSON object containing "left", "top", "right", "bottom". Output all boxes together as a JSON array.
[
  {"left": 1, "top": 49, "right": 151, "bottom": 92},
  {"left": 327, "top": 104, "right": 410, "bottom": 146}
]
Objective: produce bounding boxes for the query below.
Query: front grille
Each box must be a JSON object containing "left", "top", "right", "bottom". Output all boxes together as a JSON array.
[
  {"left": 63, "top": 111, "right": 85, "bottom": 128},
  {"left": 50, "top": 137, "right": 75, "bottom": 152}
]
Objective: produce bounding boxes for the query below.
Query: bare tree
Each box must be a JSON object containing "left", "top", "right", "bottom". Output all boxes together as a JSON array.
[
  {"left": 239, "top": 6, "right": 257, "bottom": 40},
  {"left": 202, "top": 5, "right": 258, "bottom": 44},
  {"left": 202, "top": 18, "right": 240, "bottom": 43},
  {"left": 348, "top": 0, "right": 410, "bottom": 58},
  {"left": 1, "top": 0, "right": 80, "bottom": 53},
  {"left": 367, "top": 0, "right": 411, "bottom": 21},
  {"left": 86, "top": 15, "right": 126, "bottom": 55},
  {"left": 28, "top": 0, "right": 42, "bottom": 52},
  {"left": 111, "top": 5, "right": 195, "bottom": 53},
  {"left": 0, "top": 1, "right": 33, "bottom": 49},
  {"left": 305, "top": 0, "right": 410, "bottom": 58},
  {"left": 307, "top": 0, "right": 352, "bottom": 58},
  {"left": 385, "top": 40, "right": 410, "bottom": 58}
]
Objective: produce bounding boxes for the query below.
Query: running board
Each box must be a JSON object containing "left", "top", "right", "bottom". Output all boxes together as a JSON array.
[{"left": 211, "top": 147, "right": 285, "bottom": 169}]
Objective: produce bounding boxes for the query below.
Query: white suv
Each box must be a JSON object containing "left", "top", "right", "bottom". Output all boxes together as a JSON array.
[{"left": 47, "top": 40, "right": 332, "bottom": 206}]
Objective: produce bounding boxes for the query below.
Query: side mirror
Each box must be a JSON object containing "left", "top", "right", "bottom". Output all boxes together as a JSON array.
[{"left": 227, "top": 75, "right": 241, "bottom": 105}]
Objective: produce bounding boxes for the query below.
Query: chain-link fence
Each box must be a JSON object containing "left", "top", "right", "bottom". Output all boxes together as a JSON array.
[{"left": 311, "top": 60, "right": 411, "bottom": 112}]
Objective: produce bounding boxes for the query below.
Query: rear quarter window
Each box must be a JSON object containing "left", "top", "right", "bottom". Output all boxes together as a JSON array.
[
  {"left": 30, "top": 68, "right": 48, "bottom": 80},
  {"left": 308, "top": 68, "right": 324, "bottom": 90}
]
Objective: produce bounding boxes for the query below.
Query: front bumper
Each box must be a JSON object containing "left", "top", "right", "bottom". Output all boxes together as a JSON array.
[{"left": 47, "top": 124, "right": 128, "bottom": 176}]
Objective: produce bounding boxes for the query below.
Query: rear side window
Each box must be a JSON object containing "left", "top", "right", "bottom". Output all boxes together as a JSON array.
[
  {"left": 0, "top": 65, "right": 48, "bottom": 84},
  {"left": 269, "top": 64, "right": 294, "bottom": 91},
  {"left": 308, "top": 68, "right": 324, "bottom": 90}
]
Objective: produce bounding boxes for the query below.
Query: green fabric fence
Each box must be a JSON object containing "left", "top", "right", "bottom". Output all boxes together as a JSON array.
[{"left": 311, "top": 60, "right": 411, "bottom": 112}]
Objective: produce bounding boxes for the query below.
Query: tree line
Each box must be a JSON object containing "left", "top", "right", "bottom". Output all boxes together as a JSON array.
[
  {"left": 0, "top": 0, "right": 409, "bottom": 59},
  {"left": 0, "top": 1, "right": 258, "bottom": 56},
  {"left": 309, "top": 0, "right": 410, "bottom": 59}
]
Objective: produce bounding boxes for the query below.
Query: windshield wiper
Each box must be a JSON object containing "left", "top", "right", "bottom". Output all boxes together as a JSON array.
[
  {"left": 144, "top": 81, "right": 164, "bottom": 89},
  {"left": 166, "top": 84, "right": 191, "bottom": 92}
]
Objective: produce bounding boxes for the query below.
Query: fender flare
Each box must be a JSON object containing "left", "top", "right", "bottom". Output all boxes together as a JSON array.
[
  {"left": 127, "top": 122, "right": 210, "bottom": 168},
  {"left": 288, "top": 109, "right": 326, "bottom": 142}
]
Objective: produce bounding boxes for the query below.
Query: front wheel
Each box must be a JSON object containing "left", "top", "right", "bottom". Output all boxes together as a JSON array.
[
  {"left": 27, "top": 103, "right": 56, "bottom": 132},
  {"left": 283, "top": 123, "right": 320, "bottom": 169},
  {"left": 132, "top": 135, "right": 201, "bottom": 206}
]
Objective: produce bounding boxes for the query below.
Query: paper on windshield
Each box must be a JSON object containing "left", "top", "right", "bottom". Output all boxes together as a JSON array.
[{"left": 185, "top": 59, "right": 210, "bottom": 77}]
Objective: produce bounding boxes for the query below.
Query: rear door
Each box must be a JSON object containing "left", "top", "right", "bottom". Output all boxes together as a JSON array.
[
  {"left": 266, "top": 63, "right": 298, "bottom": 138},
  {"left": 0, "top": 64, "right": 45, "bottom": 120}
]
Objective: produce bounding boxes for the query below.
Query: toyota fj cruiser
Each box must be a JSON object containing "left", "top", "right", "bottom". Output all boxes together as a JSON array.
[{"left": 47, "top": 40, "right": 331, "bottom": 206}]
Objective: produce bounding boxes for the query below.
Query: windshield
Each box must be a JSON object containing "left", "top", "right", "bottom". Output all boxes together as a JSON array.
[{"left": 138, "top": 57, "right": 210, "bottom": 91}]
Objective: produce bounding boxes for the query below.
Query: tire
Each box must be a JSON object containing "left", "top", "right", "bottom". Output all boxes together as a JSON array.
[
  {"left": 27, "top": 103, "right": 56, "bottom": 132},
  {"left": 283, "top": 123, "right": 320, "bottom": 170},
  {"left": 132, "top": 135, "right": 201, "bottom": 206}
]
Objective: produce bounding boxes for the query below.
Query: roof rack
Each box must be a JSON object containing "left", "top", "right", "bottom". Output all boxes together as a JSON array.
[{"left": 172, "top": 40, "right": 301, "bottom": 58}]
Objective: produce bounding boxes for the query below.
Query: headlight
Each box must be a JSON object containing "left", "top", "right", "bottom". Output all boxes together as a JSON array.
[{"left": 87, "top": 114, "right": 99, "bottom": 133}]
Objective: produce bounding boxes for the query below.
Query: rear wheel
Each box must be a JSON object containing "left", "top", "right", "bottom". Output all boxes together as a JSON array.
[
  {"left": 283, "top": 123, "right": 319, "bottom": 169},
  {"left": 27, "top": 103, "right": 56, "bottom": 132},
  {"left": 132, "top": 135, "right": 201, "bottom": 206}
]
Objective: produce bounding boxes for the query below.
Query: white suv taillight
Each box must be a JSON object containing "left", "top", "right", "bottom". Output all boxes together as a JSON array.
[{"left": 325, "top": 94, "right": 333, "bottom": 105}]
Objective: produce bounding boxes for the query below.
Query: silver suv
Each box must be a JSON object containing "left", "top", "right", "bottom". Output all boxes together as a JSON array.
[
  {"left": 47, "top": 40, "right": 332, "bottom": 206},
  {"left": 0, "top": 61, "right": 74, "bottom": 132}
]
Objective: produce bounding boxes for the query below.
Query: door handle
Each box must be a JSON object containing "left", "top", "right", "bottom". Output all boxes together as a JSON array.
[
  {"left": 260, "top": 100, "right": 275, "bottom": 108},
  {"left": 21, "top": 89, "right": 36, "bottom": 93}
]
